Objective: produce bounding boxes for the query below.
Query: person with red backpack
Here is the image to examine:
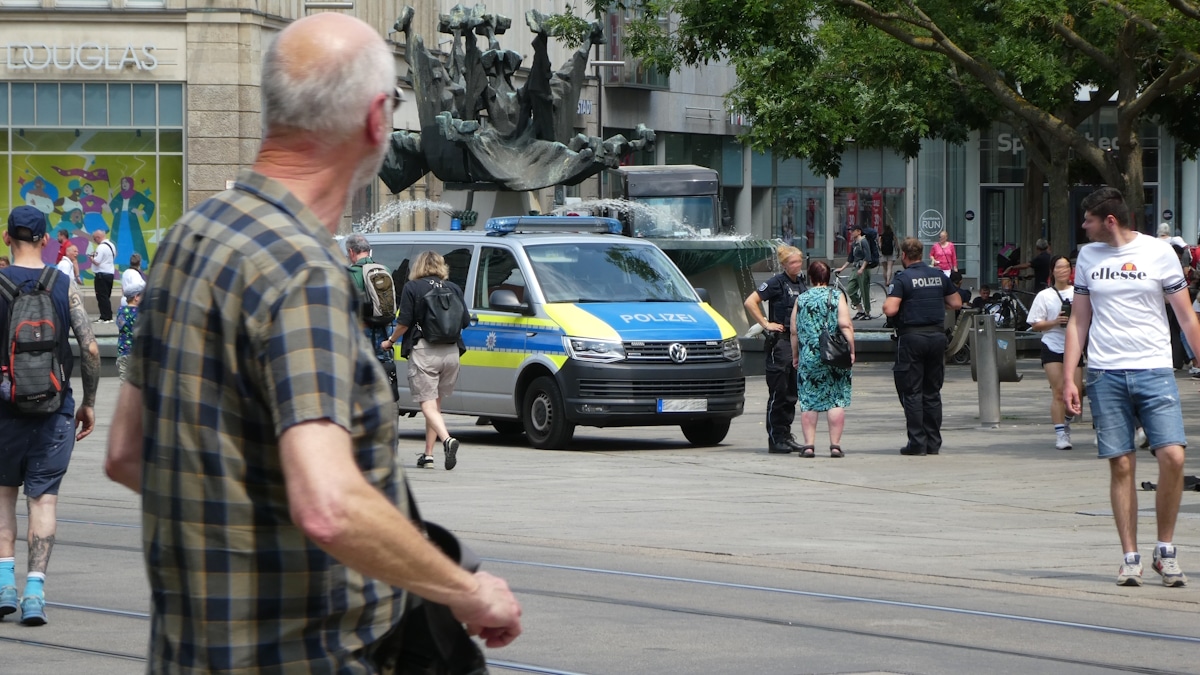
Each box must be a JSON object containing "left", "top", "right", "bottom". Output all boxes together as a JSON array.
[{"left": 0, "top": 205, "right": 100, "bottom": 626}]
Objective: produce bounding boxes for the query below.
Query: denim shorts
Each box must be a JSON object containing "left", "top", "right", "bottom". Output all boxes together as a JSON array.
[
  {"left": 0, "top": 394, "right": 77, "bottom": 497},
  {"left": 1086, "top": 368, "right": 1186, "bottom": 459}
]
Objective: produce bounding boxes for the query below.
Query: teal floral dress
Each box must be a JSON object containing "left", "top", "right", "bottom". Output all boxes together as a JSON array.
[{"left": 794, "top": 286, "right": 852, "bottom": 412}]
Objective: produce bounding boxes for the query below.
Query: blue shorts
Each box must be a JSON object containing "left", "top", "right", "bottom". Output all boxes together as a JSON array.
[
  {"left": 1086, "top": 369, "right": 1186, "bottom": 460},
  {"left": 0, "top": 393, "right": 76, "bottom": 498}
]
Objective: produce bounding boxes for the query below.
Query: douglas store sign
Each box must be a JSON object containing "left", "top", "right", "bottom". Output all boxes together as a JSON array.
[{"left": 4, "top": 42, "right": 158, "bottom": 72}]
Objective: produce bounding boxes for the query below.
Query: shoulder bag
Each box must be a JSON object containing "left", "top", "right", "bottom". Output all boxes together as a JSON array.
[
  {"left": 372, "top": 486, "right": 490, "bottom": 675},
  {"left": 819, "top": 288, "right": 853, "bottom": 369}
]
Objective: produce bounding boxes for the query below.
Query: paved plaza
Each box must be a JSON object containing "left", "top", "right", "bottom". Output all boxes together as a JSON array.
[{"left": 2, "top": 359, "right": 1199, "bottom": 674}]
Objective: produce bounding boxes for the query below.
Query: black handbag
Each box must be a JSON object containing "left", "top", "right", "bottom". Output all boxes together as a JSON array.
[
  {"left": 372, "top": 488, "right": 489, "bottom": 675},
  {"left": 819, "top": 288, "right": 853, "bottom": 369}
]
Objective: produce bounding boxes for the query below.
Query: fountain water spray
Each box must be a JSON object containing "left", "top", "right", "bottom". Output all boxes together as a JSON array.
[{"left": 353, "top": 199, "right": 455, "bottom": 234}]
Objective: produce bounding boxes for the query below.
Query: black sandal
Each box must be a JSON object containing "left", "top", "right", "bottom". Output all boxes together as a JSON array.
[
  {"left": 830, "top": 445, "right": 844, "bottom": 458},
  {"left": 799, "top": 445, "right": 815, "bottom": 458}
]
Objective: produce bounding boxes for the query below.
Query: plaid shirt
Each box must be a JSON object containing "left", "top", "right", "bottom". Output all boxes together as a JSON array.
[{"left": 129, "top": 169, "right": 406, "bottom": 673}]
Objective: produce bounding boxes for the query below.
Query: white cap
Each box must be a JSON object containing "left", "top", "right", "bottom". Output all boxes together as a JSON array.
[{"left": 122, "top": 277, "right": 146, "bottom": 299}]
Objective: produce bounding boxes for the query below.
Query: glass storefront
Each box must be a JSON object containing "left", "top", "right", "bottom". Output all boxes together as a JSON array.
[
  {"left": 831, "top": 148, "right": 907, "bottom": 257},
  {"left": 775, "top": 157, "right": 826, "bottom": 256},
  {"left": 0, "top": 81, "right": 184, "bottom": 281}
]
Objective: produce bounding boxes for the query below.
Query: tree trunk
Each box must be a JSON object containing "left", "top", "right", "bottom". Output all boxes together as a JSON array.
[
  {"left": 1045, "top": 151, "right": 1071, "bottom": 256},
  {"left": 1021, "top": 159, "right": 1044, "bottom": 267}
]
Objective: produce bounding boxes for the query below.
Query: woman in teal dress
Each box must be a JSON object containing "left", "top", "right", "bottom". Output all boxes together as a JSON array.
[{"left": 789, "top": 260, "right": 854, "bottom": 458}]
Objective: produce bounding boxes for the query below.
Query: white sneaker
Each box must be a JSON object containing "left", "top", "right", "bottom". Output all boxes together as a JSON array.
[
  {"left": 1135, "top": 427, "right": 1149, "bottom": 449},
  {"left": 1055, "top": 430, "right": 1072, "bottom": 450}
]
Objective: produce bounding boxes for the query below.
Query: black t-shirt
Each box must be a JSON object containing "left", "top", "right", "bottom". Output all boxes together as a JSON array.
[
  {"left": 880, "top": 231, "right": 895, "bottom": 257},
  {"left": 756, "top": 272, "right": 808, "bottom": 327},
  {"left": 887, "top": 262, "right": 955, "bottom": 329},
  {"left": 1030, "top": 252, "right": 1052, "bottom": 289}
]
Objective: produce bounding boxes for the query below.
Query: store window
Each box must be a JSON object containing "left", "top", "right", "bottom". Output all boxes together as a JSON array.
[
  {"left": 831, "top": 148, "right": 906, "bottom": 257},
  {"left": 0, "top": 82, "right": 184, "bottom": 281},
  {"left": 775, "top": 157, "right": 825, "bottom": 256}
]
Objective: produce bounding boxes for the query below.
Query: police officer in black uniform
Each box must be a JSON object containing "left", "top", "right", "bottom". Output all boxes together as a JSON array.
[
  {"left": 882, "top": 237, "right": 962, "bottom": 456},
  {"left": 744, "top": 245, "right": 808, "bottom": 453}
]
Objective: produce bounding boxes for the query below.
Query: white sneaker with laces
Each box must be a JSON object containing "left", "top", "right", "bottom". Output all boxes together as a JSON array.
[
  {"left": 1055, "top": 430, "right": 1072, "bottom": 450},
  {"left": 1117, "top": 554, "right": 1143, "bottom": 586},
  {"left": 1152, "top": 545, "right": 1187, "bottom": 587},
  {"left": 1190, "top": 366, "right": 1200, "bottom": 379},
  {"left": 1135, "top": 427, "right": 1149, "bottom": 450}
]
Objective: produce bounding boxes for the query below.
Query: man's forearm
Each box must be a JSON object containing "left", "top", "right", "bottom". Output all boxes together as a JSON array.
[{"left": 67, "top": 283, "right": 100, "bottom": 407}]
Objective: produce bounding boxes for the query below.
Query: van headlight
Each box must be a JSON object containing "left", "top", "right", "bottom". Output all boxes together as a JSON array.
[
  {"left": 722, "top": 337, "right": 741, "bottom": 361},
  {"left": 564, "top": 337, "right": 626, "bottom": 362}
]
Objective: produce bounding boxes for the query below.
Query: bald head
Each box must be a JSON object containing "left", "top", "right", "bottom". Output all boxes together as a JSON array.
[{"left": 262, "top": 13, "right": 395, "bottom": 139}]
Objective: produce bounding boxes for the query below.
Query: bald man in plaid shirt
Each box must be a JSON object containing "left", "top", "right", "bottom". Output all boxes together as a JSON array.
[{"left": 104, "top": 13, "right": 520, "bottom": 672}]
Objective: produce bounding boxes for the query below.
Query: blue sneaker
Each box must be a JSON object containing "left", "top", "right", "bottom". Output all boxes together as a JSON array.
[
  {"left": 19, "top": 595, "right": 47, "bottom": 626},
  {"left": 0, "top": 585, "right": 16, "bottom": 618}
]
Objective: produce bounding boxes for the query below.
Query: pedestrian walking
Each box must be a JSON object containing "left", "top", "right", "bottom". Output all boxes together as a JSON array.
[
  {"left": 883, "top": 237, "right": 962, "bottom": 455},
  {"left": 103, "top": 13, "right": 520, "bottom": 671},
  {"left": 1026, "top": 255, "right": 1082, "bottom": 450},
  {"left": 384, "top": 250, "right": 471, "bottom": 470},
  {"left": 743, "top": 245, "right": 808, "bottom": 453},
  {"left": 1064, "top": 187, "right": 1200, "bottom": 588},
  {"left": 88, "top": 228, "right": 115, "bottom": 322},
  {"left": 836, "top": 227, "right": 872, "bottom": 319},
  {"left": 790, "top": 260, "right": 854, "bottom": 458},
  {"left": 929, "top": 230, "right": 957, "bottom": 277},
  {"left": 0, "top": 205, "right": 101, "bottom": 626}
]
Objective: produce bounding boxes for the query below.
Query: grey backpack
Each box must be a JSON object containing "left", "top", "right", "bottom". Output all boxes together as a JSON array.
[{"left": 0, "top": 267, "right": 67, "bottom": 415}]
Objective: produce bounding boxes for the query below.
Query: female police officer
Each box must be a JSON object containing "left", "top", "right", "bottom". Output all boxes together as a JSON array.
[
  {"left": 744, "top": 245, "right": 808, "bottom": 453},
  {"left": 882, "top": 237, "right": 962, "bottom": 456}
]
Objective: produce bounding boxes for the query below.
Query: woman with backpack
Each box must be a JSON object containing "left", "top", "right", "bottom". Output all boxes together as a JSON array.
[
  {"left": 383, "top": 250, "right": 471, "bottom": 471},
  {"left": 880, "top": 223, "right": 896, "bottom": 283}
]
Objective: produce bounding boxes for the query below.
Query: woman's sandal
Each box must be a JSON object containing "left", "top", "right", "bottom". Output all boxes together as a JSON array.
[
  {"left": 799, "top": 445, "right": 815, "bottom": 458},
  {"left": 830, "top": 445, "right": 845, "bottom": 458}
]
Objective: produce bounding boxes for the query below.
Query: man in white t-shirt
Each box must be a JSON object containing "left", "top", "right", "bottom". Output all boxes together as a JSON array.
[
  {"left": 88, "top": 230, "right": 116, "bottom": 323},
  {"left": 1064, "top": 187, "right": 1200, "bottom": 589},
  {"left": 55, "top": 244, "right": 80, "bottom": 286}
]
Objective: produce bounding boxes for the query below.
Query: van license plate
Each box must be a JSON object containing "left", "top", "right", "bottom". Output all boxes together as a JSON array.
[{"left": 658, "top": 399, "right": 707, "bottom": 412}]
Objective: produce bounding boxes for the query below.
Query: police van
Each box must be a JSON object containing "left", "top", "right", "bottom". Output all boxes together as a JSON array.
[{"left": 362, "top": 216, "right": 745, "bottom": 449}]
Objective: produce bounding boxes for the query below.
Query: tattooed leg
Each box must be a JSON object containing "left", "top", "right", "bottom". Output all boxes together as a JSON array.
[
  {"left": 26, "top": 494, "right": 58, "bottom": 574},
  {"left": 0, "top": 486, "right": 17, "bottom": 559}
]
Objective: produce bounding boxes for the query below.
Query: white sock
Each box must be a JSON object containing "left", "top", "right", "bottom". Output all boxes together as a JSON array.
[
  {"left": 1157, "top": 541, "right": 1173, "bottom": 553},
  {"left": 1125, "top": 552, "right": 1140, "bottom": 563}
]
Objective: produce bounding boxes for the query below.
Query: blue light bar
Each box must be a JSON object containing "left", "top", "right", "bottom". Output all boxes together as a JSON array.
[{"left": 485, "top": 216, "right": 623, "bottom": 235}]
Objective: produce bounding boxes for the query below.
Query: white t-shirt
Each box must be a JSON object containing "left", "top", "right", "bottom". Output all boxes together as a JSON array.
[
  {"left": 1074, "top": 233, "right": 1188, "bottom": 369},
  {"left": 55, "top": 257, "right": 75, "bottom": 285},
  {"left": 1026, "top": 285, "right": 1074, "bottom": 353},
  {"left": 91, "top": 239, "right": 116, "bottom": 275}
]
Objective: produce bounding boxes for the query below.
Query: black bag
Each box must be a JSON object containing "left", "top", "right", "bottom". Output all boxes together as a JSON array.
[
  {"left": 382, "top": 360, "right": 400, "bottom": 402},
  {"left": 0, "top": 267, "right": 68, "bottom": 415},
  {"left": 819, "top": 288, "right": 852, "bottom": 369},
  {"left": 862, "top": 228, "right": 881, "bottom": 269},
  {"left": 419, "top": 280, "right": 467, "bottom": 345},
  {"left": 372, "top": 489, "right": 489, "bottom": 675}
]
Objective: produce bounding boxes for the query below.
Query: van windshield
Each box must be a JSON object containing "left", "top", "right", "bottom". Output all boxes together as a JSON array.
[
  {"left": 630, "top": 196, "right": 717, "bottom": 238},
  {"left": 526, "top": 243, "right": 697, "bottom": 304}
]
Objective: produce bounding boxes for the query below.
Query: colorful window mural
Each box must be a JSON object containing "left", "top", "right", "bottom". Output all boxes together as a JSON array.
[{"left": 0, "top": 82, "right": 184, "bottom": 283}]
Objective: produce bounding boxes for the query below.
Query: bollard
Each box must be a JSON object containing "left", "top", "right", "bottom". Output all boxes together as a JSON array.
[{"left": 971, "top": 314, "right": 1001, "bottom": 427}]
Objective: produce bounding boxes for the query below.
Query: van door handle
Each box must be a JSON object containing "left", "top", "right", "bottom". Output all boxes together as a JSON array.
[
  {"left": 526, "top": 331, "right": 537, "bottom": 337},
  {"left": 470, "top": 314, "right": 479, "bottom": 326}
]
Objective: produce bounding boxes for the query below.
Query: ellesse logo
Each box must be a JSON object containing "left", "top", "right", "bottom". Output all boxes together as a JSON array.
[{"left": 1091, "top": 262, "right": 1147, "bottom": 280}]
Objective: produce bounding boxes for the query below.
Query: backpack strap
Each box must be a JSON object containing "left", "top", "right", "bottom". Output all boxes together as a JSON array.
[
  {"left": 37, "top": 265, "right": 59, "bottom": 292},
  {"left": 0, "top": 272, "right": 17, "bottom": 303}
]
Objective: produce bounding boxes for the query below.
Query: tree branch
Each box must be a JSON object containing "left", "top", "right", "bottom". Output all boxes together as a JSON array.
[
  {"left": 1164, "top": 0, "right": 1200, "bottom": 21},
  {"left": 1052, "top": 21, "right": 1116, "bottom": 72},
  {"left": 1094, "top": 0, "right": 1164, "bottom": 36},
  {"left": 1124, "top": 53, "right": 1187, "bottom": 119}
]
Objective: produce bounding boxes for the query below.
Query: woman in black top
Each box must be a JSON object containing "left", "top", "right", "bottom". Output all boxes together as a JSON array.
[{"left": 880, "top": 223, "right": 896, "bottom": 283}]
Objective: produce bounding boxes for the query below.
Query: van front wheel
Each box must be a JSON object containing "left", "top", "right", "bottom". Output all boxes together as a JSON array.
[
  {"left": 681, "top": 419, "right": 731, "bottom": 446},
  {"left": 523, "top": 376, "right": 575, "bottom": 449}
]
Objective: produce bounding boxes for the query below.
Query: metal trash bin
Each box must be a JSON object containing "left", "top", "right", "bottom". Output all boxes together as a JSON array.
[{"left": 971, "top": 320, "right": 1023, "bottom": 383}]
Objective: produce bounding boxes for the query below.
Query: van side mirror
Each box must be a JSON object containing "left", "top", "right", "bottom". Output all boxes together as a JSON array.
[
  {"left": 489, "top": 289, "right": 534, "bottom": 315},
  {"left": 694, "top": 287, "right": 711, "bottom": 303}
]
